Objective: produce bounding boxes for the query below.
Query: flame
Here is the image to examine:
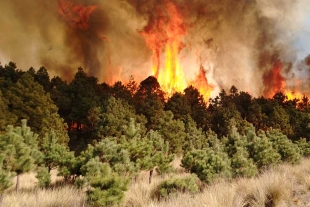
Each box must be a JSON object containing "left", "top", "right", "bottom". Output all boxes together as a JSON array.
[
  {"left": 58, "top": 0, "right": 97, "bottom": 30},
  {"left": 263, "top": 60, "right": 286, "bottom": 98},
  {"left": 285, "top": 90, "right": 303, "bottom": 101},
  {"left": 139, "top": 1, "right": 213, "bottom": 99},
  {"left": 191, "top": 65, "right": 214, "bottom": 100},
  {"left": 263, "top": 61, "right": 308, "bottom": 102}
]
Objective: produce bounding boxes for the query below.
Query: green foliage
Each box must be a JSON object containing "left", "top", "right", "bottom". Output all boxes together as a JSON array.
[
  {"left": 165, "top": 92, "right": 191, "bottom": 121},
  {"left": 0, "top": 121, "right": 39, "bottom": 192},
  {"left": 181, "top": 148, "right": 232, "bottom": 184},
  {"left": 40, "top": 130, "right": 75, "bottom": 179},
  {"left": 4, "top": 73, "right": 69, "bottom": 145},
  {"left": 295, "top": 138, "right": 310, "bottom": 157},
  {"left": 0, "top": 91, "right": 17, "bottom": 133},
  {"left": 230, "top": 147, "right": 257, "bottom": 177},
  {"left": 266, "top": 129, "right": 301, "bottom": 164},
  {"left": 184, "top": 86, "right": 210, "bottom": 130},
  {"left": 153, "top": 110, "right": 186, "bottom": 154},
  {"left": 80, "top": 138, "right": 135, "bottom": 177},
  {"left": 183, "top": 115, "right": 208, "bottom": 152},
  {"left": 247, "top": 127, "right": 281, "bottom": 169},
  {"left": 96, "top": 97, "right": 146, "bottom": 138},
  {"left": 0, "top": 125, "right": 34, "bottom": 175},
  {"left": 152, "top": 174, "right": 200, "bottom": 200},
  {"left": 223, "top": 124, "right": 257, "bottom": 177},
  {"left": 36, "top": 167, "right": 51, "bottom": 188},
  {"left": 134, "top": 76, "right": 165, "bottom": 129},
  {"left": 0, "top": 154, "right": 15, "bottom": 194},
  {"left": 82, "top": 158, "right": 129, "bottom": 207},
  {"left": 121, "top": 128, "right": 174, "bottom": 182}
]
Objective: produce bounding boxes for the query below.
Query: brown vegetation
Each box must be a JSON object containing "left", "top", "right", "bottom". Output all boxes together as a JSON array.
[{"left": 3, "top": 158, "right": 310, "bottom": 207}]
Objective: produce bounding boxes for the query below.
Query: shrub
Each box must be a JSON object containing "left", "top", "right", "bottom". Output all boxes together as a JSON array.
[
  {"left": 295, "top": 138, "right": 310, "bottom": 157},
  {"left": 152, "top": 174, "right": 200, "bottom": 200},
  {"left": 181, "top": 149, "right": 232, "bottom": 184},
  {"left": 266, "top": 129, "right": 301, "bottom": 164}
]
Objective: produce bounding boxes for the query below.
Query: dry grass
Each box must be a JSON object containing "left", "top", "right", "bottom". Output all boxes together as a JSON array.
[
  {"left": 123, "top": 158, "right": 310, "bottom": 207},
  {"left": 2, "top": 169, "right": 86, "bottom": 207},
  {"left": 3, "top": 159, "right": 310, "bottom": 207}
]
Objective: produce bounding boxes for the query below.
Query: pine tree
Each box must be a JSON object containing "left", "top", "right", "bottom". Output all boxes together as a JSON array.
[
  {"left": 121, "top": 121, "right": 174, "bottom": 184},
  {"left": 266, "top": 129, "right": 301, "bottom": 164},
  {"left": 36, "top": 167, "right": 51, "bottom": 188},
  {"left": 295, "top": 138, "right": 310, "bottom": 157},
  {"left": 5, "top": 73, "right": 69, "bottom": 144},
  {"left": 147, "top": 130, "right": 174, "bottom": 183},
  {"left": 80, "top": 138, "right": 135, "bottom": 178},
  {"left": 222, "top": 124, "right": 257, "bottom": 177},
  {"left": 97, "top": 97, "right": 147, "bottom": 138},
  {"left": 81, "top": 157, "right": 128, "bottom": 207},
  {"left": 38, "top": 130, "right": 75, "bottom": 185},
  {"left": 0, "top": 122, "right": 36, "bottom": 193},
  {"left": 246, "top": 127, "right": 281, "bottom": 169},
  {"left": 0, "top": 154, "right": 15, "bottom": 207},
  {"left": 183, "top": 115, "right": 208, "bottom": 152},
  {"left": 153, "top": 110, "right": 186, "bottom": 154},
  {"left": 0, "top": 91, "right": 17, "bottom": 133}
]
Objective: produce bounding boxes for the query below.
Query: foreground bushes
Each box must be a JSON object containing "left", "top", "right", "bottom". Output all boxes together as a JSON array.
[
  {"left": 152, "top": 174, "right": 201, "bottom": 200},
  {"left": 181, "top": 124, "right": 304, "bottom": 184}
]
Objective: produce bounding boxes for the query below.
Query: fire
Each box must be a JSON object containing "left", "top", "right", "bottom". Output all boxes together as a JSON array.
[
  {"left": 262, "top": 60, "right": 307, "bottom": 102},
  {"left": 285, "top": 90, "right": 303, "bottom": 101},
  {"left": 58, "top": 0, "right": 97, "bottom": 30},
  {"left": 139, "top": 1, "right": 213, "bottom": 100},
  {"left": 191, "top": 65, "right": 214, "bottom": 100},
  {"left": 263, "top": 60, "right": 286, "bottom": 98}
]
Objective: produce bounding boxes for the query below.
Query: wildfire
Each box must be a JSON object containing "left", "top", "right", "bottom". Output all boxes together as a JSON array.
[
  {"left": 139, "top": 1, "right": 213, "bottom": 100},
  {"left": 263, "top": 60, "right": 306, "bottom": 102},
  {"left": 285, "top": 90, "right": 303, "bottom": 101},
  {"left": 58, "top": 0, "right": 97, "bottom": 30},
  {"left": 263, "top": 60, "right": 286, "bottom": 98},
  {"left": 191, "top": 65, "right": 214, "bottom": 100}
]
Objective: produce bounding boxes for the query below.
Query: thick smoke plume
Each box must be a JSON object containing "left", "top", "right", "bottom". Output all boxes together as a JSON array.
[{"left": 0, "top": 0, "right": 309, "bottom": 97}]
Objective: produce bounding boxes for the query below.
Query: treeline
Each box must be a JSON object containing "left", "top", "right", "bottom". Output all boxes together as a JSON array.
[{"left": 1, "top": 62, "right": 310, "bottom": 206}]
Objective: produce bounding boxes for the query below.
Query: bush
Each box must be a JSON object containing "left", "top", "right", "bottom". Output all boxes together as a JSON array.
[
  {"left": 152, "top": 174, "right": 200, "bottom": 200},
  {"left": 266, "top": 129, "right": 301, "bottom": 164},
  {"left": 36, "top": 167, "right": 51, "bottom": 188},
  {"left": 181, "top": 149, "right": 232, "bottom": 184},
  {"left": 295, "top": 138, "right": 310, "bottom": 157}
]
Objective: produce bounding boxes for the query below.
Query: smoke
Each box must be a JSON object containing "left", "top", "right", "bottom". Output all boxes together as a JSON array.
[{"left": 0, "top": 0, "right": 310, "bottom": 96}]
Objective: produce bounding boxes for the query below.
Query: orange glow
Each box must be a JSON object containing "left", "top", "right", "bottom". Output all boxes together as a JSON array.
[
  {"left": 139, "top": 1, "right": 213, "bottom": 100},
  {"left": 191, "top": 65, "right": 214, "bottom": 101},
  {"left": 285, "top": 90, "right": 303, "bottom": 101},
  {"left": 58, "top": 0, "right": 97, "bottom": 30},
  {"left": 263, "top": 60, "right": 286, "bottom": 98},
  {"left": 158, "top": 40, "right": 187, "bottom": 95}
]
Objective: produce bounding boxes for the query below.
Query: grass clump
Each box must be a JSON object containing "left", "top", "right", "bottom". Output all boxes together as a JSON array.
[{"left": 152, "top": 174, "right": 200, "bottom": 200}]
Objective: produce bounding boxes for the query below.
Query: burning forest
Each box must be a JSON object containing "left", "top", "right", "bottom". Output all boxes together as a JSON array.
[{"left": 1, "top": 0, "right": 310, "bottom": 100}]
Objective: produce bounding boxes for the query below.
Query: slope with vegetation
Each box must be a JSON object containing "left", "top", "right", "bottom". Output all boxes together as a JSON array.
[{"left": 1, "top": 62, "right": 310, "bottom": 206}]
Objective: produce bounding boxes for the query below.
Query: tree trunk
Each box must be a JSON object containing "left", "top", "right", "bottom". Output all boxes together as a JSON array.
[
  {"left": 149, "top": 169, "right": 153, "bottom": 184},
  {"left": 0, "top": 193, "right": 3, "bottom": 207},
  {"left": 16, "top": 174, "right": 20, "bottom": 193}
]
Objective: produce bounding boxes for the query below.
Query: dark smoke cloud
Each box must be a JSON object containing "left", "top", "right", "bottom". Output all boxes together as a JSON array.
[{"left": 0, "top": 0, "right": 309, "bottom": 96}]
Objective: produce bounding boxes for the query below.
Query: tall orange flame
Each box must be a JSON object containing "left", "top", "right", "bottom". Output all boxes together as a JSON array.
[
  {"left": 263, "top": 60, "right": 286, "bottom": 98},
  {"left": 140, "top": 1, "right": 213, "bottom": 100},
  {"left": 263, "top": 60, "right": 307, "bottom": 102},
  {"left": 191, "top": 65, "right": 214, "bottom": 101}
]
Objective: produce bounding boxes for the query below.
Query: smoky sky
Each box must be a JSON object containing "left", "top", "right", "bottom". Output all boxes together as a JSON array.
[{"left": 0, "top": 0, "right": 309, "bottom": 96}]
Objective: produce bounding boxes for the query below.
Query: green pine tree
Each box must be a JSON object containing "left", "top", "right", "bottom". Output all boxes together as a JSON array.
[
  {"left": 0, "top": 122, "right": 36, "bottom": 193},
  {"left": 266, "top": 129, "right": 301, "bottom": 164},
  {"left": 246, "top": 126, "right": 281, "bottom": 169},
  {"left": 81, "top": 157, "right": 129, "bottom": 207}
]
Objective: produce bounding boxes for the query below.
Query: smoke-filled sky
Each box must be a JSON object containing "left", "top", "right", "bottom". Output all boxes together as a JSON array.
[{"left": 1, "top": 0, "right": 310, "bottom": 98}]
